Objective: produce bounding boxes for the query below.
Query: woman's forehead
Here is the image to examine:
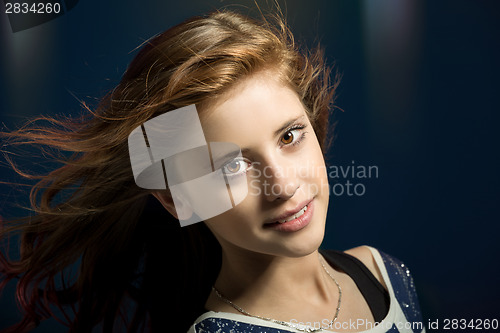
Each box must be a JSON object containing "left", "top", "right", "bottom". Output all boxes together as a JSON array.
[{"left": 198, "top": 73, "right": 306, "bottom": 143}]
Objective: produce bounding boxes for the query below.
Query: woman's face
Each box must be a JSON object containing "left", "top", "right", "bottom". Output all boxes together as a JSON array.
[{"left": 197, "top": 71, "right": 330, "bottom": 258}]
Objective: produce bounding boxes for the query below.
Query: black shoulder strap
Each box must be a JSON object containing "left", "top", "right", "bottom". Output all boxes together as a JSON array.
[{"left": 320, "top": 249, "right": 390, "bottom": 322}]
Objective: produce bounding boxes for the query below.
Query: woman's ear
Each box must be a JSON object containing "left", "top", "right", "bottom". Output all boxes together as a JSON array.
[{"left": 152, "top": 190, "right": 193, "bottom": 220}]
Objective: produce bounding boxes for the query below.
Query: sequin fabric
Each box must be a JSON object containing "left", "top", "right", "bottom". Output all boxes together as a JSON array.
[
  {"left": 379, "top": 250, "right": 424, "bottom": 329},
  {"left": 195, "top": 317, "right": 294, "bottom": 333}
]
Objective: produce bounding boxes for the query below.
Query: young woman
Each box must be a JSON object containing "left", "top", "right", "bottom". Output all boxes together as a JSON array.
[{"left": 0, "top": 9, "right": 424, "bottom": 333}]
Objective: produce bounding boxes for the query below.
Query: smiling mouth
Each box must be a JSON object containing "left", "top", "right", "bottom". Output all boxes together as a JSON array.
[
  {"left": 263, "top": 200, "right": 314, "bottom": 232},
  {"left": 276, "top": 204, "right": 308, "bottom": 224}
]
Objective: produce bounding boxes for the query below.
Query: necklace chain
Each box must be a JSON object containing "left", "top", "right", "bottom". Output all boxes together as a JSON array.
[{"left": 212, "top": 254, "right": 342, "bottom": 333}]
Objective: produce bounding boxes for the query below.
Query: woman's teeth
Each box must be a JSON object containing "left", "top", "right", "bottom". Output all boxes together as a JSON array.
[{"left": 277, "top": 205, "right": 307, "bottom": 224}]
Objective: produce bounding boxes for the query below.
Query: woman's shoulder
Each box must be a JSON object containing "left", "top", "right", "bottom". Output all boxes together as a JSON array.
[
  {"left": 340, "top": 245, "right": 418, "bottom": 291},
  {"left": 322, "top": 245, "right": 417, "bottom": 296},
  {"left": 342, "top": 246, "right": 424, "bottom": 329},
  {"left": 341, "top": 245, "right": 415, "bottom": 284},
  {"left": 343, "top": 245, "right": 387, "bottom": 289}
]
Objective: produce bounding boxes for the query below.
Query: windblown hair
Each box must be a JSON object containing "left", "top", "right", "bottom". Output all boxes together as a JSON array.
[{"left": 0, "top": 9, "right": 338, "bottom": 333}]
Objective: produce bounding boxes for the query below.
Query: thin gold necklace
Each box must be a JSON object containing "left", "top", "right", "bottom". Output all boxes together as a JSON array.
[{"left": 212, "top": 254, "right": 342, "bottom": 333}]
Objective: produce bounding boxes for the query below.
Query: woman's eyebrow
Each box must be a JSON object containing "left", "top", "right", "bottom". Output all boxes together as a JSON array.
[
  {"left": 211, "top": 115, "right": 306, "bottom": 167},
  {"left": 273, "top": 115, "right": 305, "bottom": 137}
]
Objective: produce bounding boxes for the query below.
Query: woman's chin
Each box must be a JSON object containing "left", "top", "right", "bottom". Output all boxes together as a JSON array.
[{"left": 275, "top": 227, "right": 325, "bottom": 258}]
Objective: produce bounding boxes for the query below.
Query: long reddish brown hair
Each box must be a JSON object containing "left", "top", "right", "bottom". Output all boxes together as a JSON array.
[{"left": 0, "top": 9, "right": 338, "bottom": 332}]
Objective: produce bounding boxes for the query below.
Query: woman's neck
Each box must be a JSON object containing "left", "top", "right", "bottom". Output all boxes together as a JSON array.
[{"left": 212, "top": 247, "right": 338, "bottom": 312}]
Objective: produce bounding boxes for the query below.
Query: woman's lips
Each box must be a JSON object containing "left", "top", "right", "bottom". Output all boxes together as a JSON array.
[{"left": 264, "top": 200, "right": 314, "bottom": 232}]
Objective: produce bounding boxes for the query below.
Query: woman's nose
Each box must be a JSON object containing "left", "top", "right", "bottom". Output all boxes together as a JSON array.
[{"left": 259, "top": 157, "right": 300, "bottom": 202}]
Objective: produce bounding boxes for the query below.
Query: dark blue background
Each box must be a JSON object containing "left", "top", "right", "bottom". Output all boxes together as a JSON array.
[{"left": 1, "top": 0, "right": 499, "bottom": 331}]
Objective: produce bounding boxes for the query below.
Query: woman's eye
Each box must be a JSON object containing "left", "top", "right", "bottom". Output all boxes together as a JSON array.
[
  {"left": 280, "top": 127, "right": 305, "bottom": 146},
  {"left": 281, "top": 131, "right": 295, "bottom": 144},
  {"left": 225, "top": 160, "right": 241, "bottom": 173},
  {"left": 222, "top": 158, "right": 251, "bottom": 176}
]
